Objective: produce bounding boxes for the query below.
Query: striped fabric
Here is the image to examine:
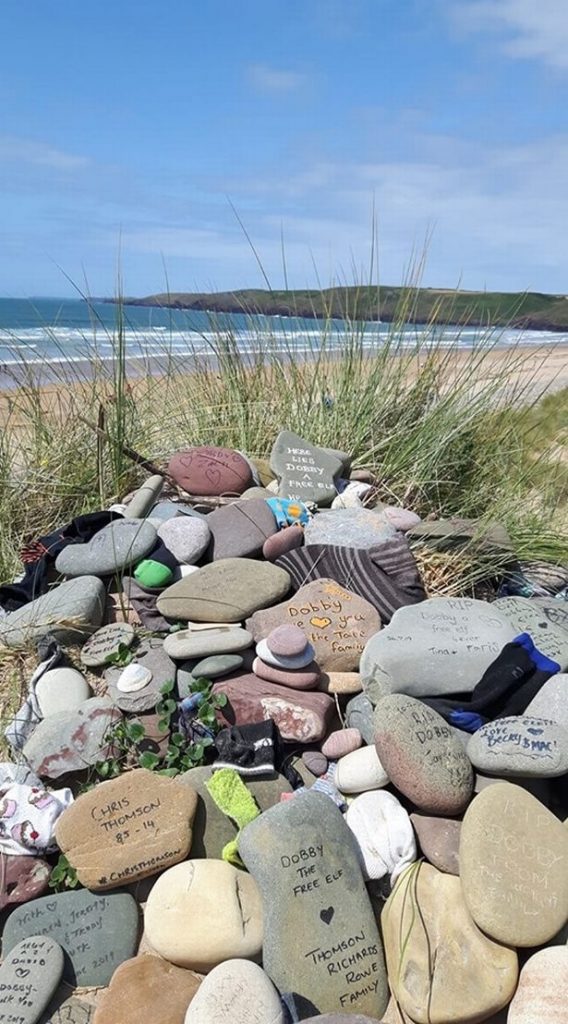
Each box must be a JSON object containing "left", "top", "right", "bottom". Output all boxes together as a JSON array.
[{"left": 276, "top": 535, "right": 426, "bottom": 623}]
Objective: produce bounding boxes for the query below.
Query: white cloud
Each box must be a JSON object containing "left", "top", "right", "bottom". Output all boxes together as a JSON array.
[
  {"left": 0, "top": 135, "right": 89, "bottom": 170},
  {"left": 246, "top": 63, "right": 308, "bottom": 93},
  {"left": 449, "top": 0, "right": 568, "bottom": 70}
]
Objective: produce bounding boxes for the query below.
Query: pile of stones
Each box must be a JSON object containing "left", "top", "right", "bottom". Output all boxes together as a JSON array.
[{"left": 0, "top": 430, "right": 567, "bottom": 1023}]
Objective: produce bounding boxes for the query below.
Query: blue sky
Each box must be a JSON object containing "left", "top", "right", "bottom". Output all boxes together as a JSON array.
[{"left": 2, "top": 0, "right": 568, "bottom": 296}]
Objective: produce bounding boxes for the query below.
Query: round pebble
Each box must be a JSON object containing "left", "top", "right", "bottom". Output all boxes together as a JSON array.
[
  {"left": 302, "top": 751, "right": 328, "bottom": 777},
  {"left": 335, "top": 744, "right": 389, "bottom": 794},
  {"left": 158, "top": 516, "right": 211, "bottom": 564},
  {"left": 321, "top": 728, "right": 362, "bottom": 759},
  {"left": 35, "top": 667, "right": 91, "bottom": 718},
  {"left": 117, "top": 663, "right": 153, "bottom": 693},
  {"left": 256, "top": 637, "right": 314, "bottom": 670},
  {"left": 266, "top": 624, "right": 308, "bottom": 658}
]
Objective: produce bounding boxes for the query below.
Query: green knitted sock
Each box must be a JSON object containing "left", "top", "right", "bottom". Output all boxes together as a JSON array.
[{"left": 205, "top": 768, "right": 261, "bottom": 866}]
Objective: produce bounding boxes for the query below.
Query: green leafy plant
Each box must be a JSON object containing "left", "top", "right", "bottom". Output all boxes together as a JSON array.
[
  {"left": 104, "top": 642, "right": 134, "bottom": 668},
  {"left": 49, "top": 853, "right": 79, "bottom": 892},
  {"left": 155, "top": 677, "right": 228, "bottom": 775}
]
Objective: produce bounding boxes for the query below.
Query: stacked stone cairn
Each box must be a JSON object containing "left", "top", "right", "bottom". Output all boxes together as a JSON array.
[{"left": 0, "top": 431, "right": 567, "bottom": 1023}]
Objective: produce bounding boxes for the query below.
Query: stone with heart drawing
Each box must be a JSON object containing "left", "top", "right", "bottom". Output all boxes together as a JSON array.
[
  {"left": 55, "top": 518, "right": 157, "bottom": 578},
  {"left": 0, "top": 935, "right": 64, "bottom": 1024},
  {"left": 467, "top": 715, "right": 568, "bottom": 778},
  {"left": 493, "top": 595, "right": 568, "bottom": 669},
  {"left": 247, "top": 579, "right": 381, "bottom": 672},
  {"left": 238, "top": 791, "right": 389, "bottom": 1018}
]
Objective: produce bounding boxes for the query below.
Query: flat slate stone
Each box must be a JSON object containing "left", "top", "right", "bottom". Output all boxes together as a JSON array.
[
  {"left": 184, "top": 959, "right": 283, "bottom": 1024},
  {"left": 410, "top": 813, "right": 461, "bottom": 875},
  {"left": 178, "top": 765, "right": 292, "bottom": 858},
  {"left": 93, "top": 954, "right": 201, "bottom": 1024},
  {"left": 0, "top": 936, "right": 64, "bottom": 1024},
  {"left": 3, "top": 889, "right": 139, "bottom": 987},
  {"left": 0, "top": 577, "right": 106, "bottom": 648},
  {"left": 247, "top": 579, "right": 381, "bottom": 672},
  {"left": 157, "top": 559, "right": 291, "bottom": 623},
  {"left": 238, "top": 791, "right": 389, "bottom": 1019},
  {"left": 494, "top": 596, "right": 568, "bottom": 669},
  {"left": 55, "top": 770, "right": 198, "bottom": 890},
  {"left": 80, "top": 623, "right": 135, "bottom": 668},
  {"left": 35, "top": 668, "right": 91, "bottom": 718},
  {"left": 212, "top": 673, "right": 335, "bottom": 743},
  {"left": 360, "top": 597, "right": 517, "bottom": 704},
  {"left": 304, "top": 509, "right": 395, "bottom": 549},
  {"left": 55, "top": 519, "right": 157, "bottom": 578},
  {"left": 23, "top": 698, "right": 121, "bottom": 779},
  {"left": 206, "top": 499, "right": 278, "bottom": 560},
  {"left": 0, "top": 855, "right": 51, "bottom": 911},
  {"left": 459, "top": 781, "right": 568, "bottom": 946},
  {"left": 157, "top": 516, "right": 211, "bottom": 564},
  {"left": 104, "top": 636, "right": 176, "bottom": 712},
  {"left": 524, "top": 673, "right": 568, "bottom": 727},
  {"left": 374, "top": 694, "right": 474, "bottom": 814},
  {"left": 467, "top": 715, "right": 568, "bottom": 778},
  {"left": 270, "top": 431, "right": 343, "bottom": 506},
  {"left": 39, "top": 993, "right": 94, "bottom": 1023},
  {"left": 164, "top": 627, "right": 252, "bottom": 660},
  {"left": 168, "top": 446, "right": 253, "bottom": 496}
]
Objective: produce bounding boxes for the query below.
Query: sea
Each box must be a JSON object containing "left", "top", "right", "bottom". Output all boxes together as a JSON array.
[{"left": 0, "top": 296, "right": 564, "bottom": 389}]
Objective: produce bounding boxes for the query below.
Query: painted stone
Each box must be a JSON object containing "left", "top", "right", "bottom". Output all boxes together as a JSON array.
[
  {"left": 80, "top": 623, "right": 135, "bottom": 668},
  {"left": 168, "top": 447, "right": 253, "bottom": 496},
  {"left": 157, "top": 559, "right": 291, "bottom": 623},
  {"left": 93, "top": 954, "right": 201, "bottom": 1024},
  {"left": 55, "top": 519, "right": 157, "bottom": 577},
  {"left": 270, "top": 431, "right": 343, "bottom": 506},
  {"left": 206, "top": 499, "right": 277, "bottom": 560},
  {"left": 54, "top": 770, "right": 197, "bottom": 890},
  {"left": 459, "top": 782, "right": 568, "bottom": 946},
  {"left": 304, "top": 509, "right": 395, "bottom": 549},
  {"left": 104, "top": 636, "right": 176, "bottom": 713},
  {"left": 184, "top": 959, "right": 283, "bottom": 1024},
  {"left": 410, "top": 814, "right": 461, "bottom": 875},
  {"left": 23, "top": 698, "right": 121, "bottom": 779},
  {"left": 157, "top": 516, "right": 211, "bottom": 564},
  {"left": 507, "top": 947, "right": 568, "bottom": 1024},
  {"left": 374, "top": 695, "right": 474, "bottom": 815},
  {"left": 164, "top": 627, "right": 252, "bottom": 660},
  {"left": 35, "top": 668, "right": 91, "bottom": 718},
  {"left": 3, "top": 889, "right": 139, "bottom": 986},
  {"left": 467, "top": 715, "right": 568, "bottom": 777},
  {"left": 212, "top": 673, "right": 335, "bottom": 743},
  {"left": 0, "top": 577, "right": 106, "bottom": 648},
  {"left": 0, "top": 936, "right": 64, "bottom": 1024},
  {"left": 247, "top": 579, "right": 381, "bottom": 672},
  {"left": 494, "top": 596, "right": 568, "bottom": 669},
  {"left": 238, "top": 792, "right": 389, "bottom": 1018},
  {"left": 0, "top": 855, "right": 51, "bottom": 910}
]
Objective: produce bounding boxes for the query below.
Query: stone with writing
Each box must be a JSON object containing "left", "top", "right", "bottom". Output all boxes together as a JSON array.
[
  {"left": 144, "top": 860, "right": 263, "bottom": 971},
  {"left": 168, "top": 446, "right": 253, "bottom": 496},
  {"left": 238, "top": 791, "right": 389, "bottom": 1019},
  {"left": 0, "top": 856, "right": 51, "bottom": 911},
  {"left": 23, "top": 698, "right": 121, "bottom": 780},
  {"left": 247, "top": 579, "right": 381, "bottom": 672},
  {"left": 80, "top": 623, "right": 135, "bottom": 668},
  {"left": 270, "top": 431, "right": 343, "bottom": 506},
  {"left": 0, "top": 576, "right": 106, "bottom": 648},
  {"left": 184, "top": 959, "right": 283, "bottom": 1024},
  {"left": 164, "top": 627, "right": 252, "bottom": 660},
  {"left": 382, "top": 863, "right": 518, "bottom": 1024},
  {"left": 205, "top": 499, "right": 278, "bottom": 560},
  {"left": 0, "top": 936, "right": 64, "bottom": 1024},
  {"left": 459, "top": 781, "right": 568, "bottom": 946},
  {"left": 410, "top": 814, "right": 461, "bottom": 875},
  {"left": 3, "top": 889, "right": 139, "bottom": 986},
  {"left": 335, "top": 745, "right": 389, "bottom": 795},
  {"left": 55, "top": 519, "right": 157, "bottom": 578},
  {"left": 212, "top": 673, "right": 335, "bottom": 743},
  {"left": 178, "top": 765, "right": 292, "bottom": 858},
  {"left": 467, "top": 715, "right": 568, "bottom": 778},
  {"left": 39, "top": 994, "right": 94, "bottom": 1024},
  {"left": 508, "top": 947, "right": 568, "bottom": 1024},
  {"left": 157, "top": 559, "right": 291, "bottom": 623},
  {"left": 54, "top": 769, "right": 197, "bottom": 891},
  {"left": 304, "top": 509, "right": 395, "bottom": 549},
  {"left": 374, "top": 694, "right": 474, "bottom": 815},
  {"left": 93, "top": 954, "right": 201, "bottom": 1024},
  {"left": 360, "top": 597, "right": 517, "bottom": 705},
  {"left": 525, "top": 673, "right": 568, "bottom": 727},
  {"left": 157, "top": 516, "right": 211, "bottom": 564},
  {"left": 35, "top": 668, "right": 91, "bottom": 718},
  {"left": 494, "top": 595, "right": 568, "bottom": 669},
  {"left": 104, "top": 636, "right": 176, "bottom": 713}
]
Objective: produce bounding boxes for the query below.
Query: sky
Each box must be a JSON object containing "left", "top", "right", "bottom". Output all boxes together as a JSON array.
[{"left": 1, "top": 0, "right": 568, "bottom": 297}]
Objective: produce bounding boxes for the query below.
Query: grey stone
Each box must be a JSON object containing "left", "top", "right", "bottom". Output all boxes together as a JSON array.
[
  {"left": 494, "top": 596, "right": 568, "bottom": 669},
  {"left": 157, "top": 516, "right": 211, "bottom": 564},
  {"left": 240, "top": 486, "right": 274, "bottom": 500},
  {"left": 256, "top": 637, "right": 314, "bottom": 670},
  {"left": 206, "top": 499, "right": 278, "bottom": 559},
  {"left": 149, "top": 500, "right": 205, "bottom": 522},
  {"left": 345, "top": 693, "right": 376, "bottom": 745},
  {"left": 124, "top": 475, "right": 164, "bottom": 518},
  {"left": 304, "top": 509, "right": 396, "bottom": 549},
  {"left": 190, "top": 654, "right": 245, "bottom": 680},
  {"left": 2, "top": 889, "right": 139, "bottom": 987},
  {"left": 179, "top": 765, "right": 292, "bottom": 858},
  {"left": 0, "top": 936, "right": 63, "bottom": 1024},
  {"left": 270, "top": 431, "right": 343, "bottom": 506},
  {"left": 105, "top": 636, "right": 176, "bottom": 712},
  {"left": 157, "top": 559, "right": 291, "bottom": 623},
  {"left": 35, "top": 668, "right": 91, "bottom": 718},
  {"left": 163, "top": 627, "right": 253, "bottom": 660},
  {"left": 38, "top": 992, "right": 94, "bottom": 1024},
  {"left": 374, "top": 694, "right": 474, "bottom": 814},
  {"left": 361, "top": 597, "right": 517, "bottom": 704},
  {"left": 23, "top": 698, "right": 121, "bottom": 779},
  {"left": 183, "top": 958, "right": 283, "bottom": 1024},
  {"left": 80, "top": 622, "right": 136, "bottom": 668},
  {"left": 525, "top": 673, "right": 568, "bottom": 727},
  {"left": 238, "top": 792, "right": 389, "bottom": 1018},
  {"left": 0, "top": 577, "right": 106, "bottom": 648},
  {"left": 55, "top": 519, "right": 157, "bottom": 578},
  {"left": 467, "top": 715, "right": 568, "bottom": 777}
]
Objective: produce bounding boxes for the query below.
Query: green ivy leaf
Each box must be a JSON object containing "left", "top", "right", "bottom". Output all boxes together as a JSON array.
[
  {"left": 160, "top": 679, "right": 176, "bottom": 695},
  {"left": 124, "top": 722, "right": 146, "bottom": 743},
  {"left": 139, "top": 751, "right": 160, "bottom": 771},
  {"left": 213, "top": 692, "right": 228, "bottom": 708}
]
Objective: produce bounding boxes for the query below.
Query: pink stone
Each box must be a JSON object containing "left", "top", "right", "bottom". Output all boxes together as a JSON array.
[
  {"left": 252, "top": 657, "right": 320, "bottom": 691},
  {"left": 381, "top": 506, "right": 422, "bottom": 531},
  {"left": 212, "top": 673, "right": 335, "bottom": 743},
  {"left": 322, "top": 728, "right": 363, "bottom": 759},
  {"left": 0, "top": 854, "right": 51, "bottom": 910},
  {"left": 168, "top": 447, "right": 253, "bottom": 496},
  {"left": 263, "top": 524, "right": 304, "bottom": 561},
  {"left": 302, "top": 751, "right": 328, "bottom": 777},
  {"left": 266, "top": 624, "right": 307, "bottom": 658}
]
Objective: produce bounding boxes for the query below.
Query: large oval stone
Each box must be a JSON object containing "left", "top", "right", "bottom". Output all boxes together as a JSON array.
[
  {"left": 467, "top": 715, "right": 568, "bottom": 778},
  {"left": 382, "top": 862, "right": 518, "bottom": 1024},
  {"left": 55, "top": 519, "right": 157, "bottom": 577},
  {"left": 212, "top": 673, "right": 335, "bottom": 743},
  {"left": 23, "top": 697, "right": 121, "bottom": 779},
  {"left": 374, "top": 695, "right": 474, "bottom": 814},
  {"left": 157, "top": 559, "right": 291, "bottom": 623},
  {"left": 206, "top": 499, "right": 278, "bottom": 559},
  {"left": 0, "top": 576, "right": 106, "bottom": 648},
  {"left": 459, "top": 782, "right": 568, "bottom": 946},
  {"left": 168, "top": 447, "right": 253, "bottom": 496},
  {"left": 508, "top": 947, "right": 568, "bottom": 1024},
  {"left": 184, "top": 959, "right": 283, "bottom": 1024}
]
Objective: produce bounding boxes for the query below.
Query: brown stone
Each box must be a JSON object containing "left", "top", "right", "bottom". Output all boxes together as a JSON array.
[
  {"left": 410, "top": 813, "right": 461, "bottom": 875},
  {"left": 382, "top": 862, "right": 518, "bottom": 1024},
  {"left": 508, "top": 947, "right": 568, "bottom": 1024},
  {"left": 318, "top": 671, "right": 362, "bottom": 695},
  {"left": 252, "top": 656, "right": 320, "bottom": 690},
  {"left": 55, "top": 769, "right": 198, "bottom": 890},
  {"left": 168, "top": 446, "right": 253, "bottom": 496},
  {"left": 212, "top": 673, "right": 335, "bottom": 742},
  {"left": 93, "top": 954, "right": 201, "bottom": 1024},
  {"left": 247, "top": 578, "right": 381, "bottom": 671},
  {"left": 263, "top": 524, "right": 304, "bottom": 561}
]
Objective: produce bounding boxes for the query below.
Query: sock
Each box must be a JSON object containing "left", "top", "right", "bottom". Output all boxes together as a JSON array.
[
  {"left": 206, "top": 768, "right": 261, "bottom": 866},
  {"left": 4, "top": 635, "right": 63, "bottom": 752},
  {"left": 213, "top": 720, "right": 279, "bottom": 776}
]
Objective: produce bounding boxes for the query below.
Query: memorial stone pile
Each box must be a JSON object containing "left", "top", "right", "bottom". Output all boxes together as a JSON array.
[{"left": 0, "top": 432, "right": 567, "bottom": 1023}]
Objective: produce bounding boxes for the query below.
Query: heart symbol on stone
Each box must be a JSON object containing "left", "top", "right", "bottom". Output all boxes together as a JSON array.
[
  {"left": 46, "top": 902, "right": 57, "bottom": 912},
  {"left": 320, "top": 906, "right": 335, "bottom": 925},
  {"left": 311, "top": 616, "right": 331, "bottom": 629},
  {"left": 15, "top": 968, "right": 30, "bottom": 978},
  {"left": 538, "top": 622, "right": 548, "bottom": 629}
]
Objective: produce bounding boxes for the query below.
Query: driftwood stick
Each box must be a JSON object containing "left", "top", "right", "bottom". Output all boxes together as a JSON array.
[{"left": 77, "top": 414, "right": 168, "bottom": 480}]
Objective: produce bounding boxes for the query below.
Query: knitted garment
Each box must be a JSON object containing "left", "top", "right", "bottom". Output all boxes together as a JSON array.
[{"left": 205, "top": 768, "right": 260, "bottom": 866}]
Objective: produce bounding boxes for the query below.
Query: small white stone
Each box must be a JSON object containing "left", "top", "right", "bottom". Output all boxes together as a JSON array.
[
  {"left": 256, "top": 637, "right": 313, "bottom": 669},
  {"left": 184, "top": 959, "right": 283, "bottom": 1024},
  {"left": 335, "top": 744, "right": 389, "bottom": 794},
  {"left": 35, "top": 667, "right": 91, "bottom": 718},
  {"left": 117, "top": 663, "right": 153, "bottom": 693}
]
